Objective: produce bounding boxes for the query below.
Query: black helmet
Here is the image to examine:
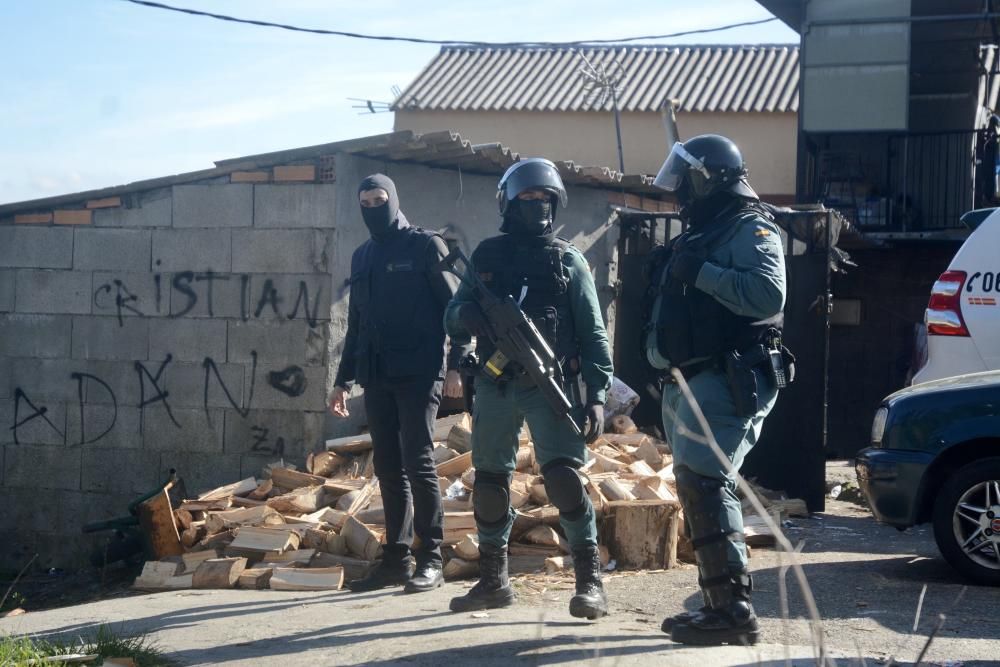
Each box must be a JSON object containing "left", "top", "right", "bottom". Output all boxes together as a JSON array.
[
  {"left": 497, "top": 157, "right": 568, "bottom": 217},
  {"left": 653, "top": 134, "right": 758, "bottom": 202}
]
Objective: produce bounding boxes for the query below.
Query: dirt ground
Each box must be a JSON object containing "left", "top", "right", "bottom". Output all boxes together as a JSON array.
[{"left": 2, "top": 462, "right": 998, "bottom": 666}]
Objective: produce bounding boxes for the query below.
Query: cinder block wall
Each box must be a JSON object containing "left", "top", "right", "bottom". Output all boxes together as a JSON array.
[{"left": 0, "top": 164, "right": 338, "bottom": 569}]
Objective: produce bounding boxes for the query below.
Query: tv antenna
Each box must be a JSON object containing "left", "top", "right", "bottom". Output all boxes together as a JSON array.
[
  {"left": 349, "top": 85, "right": 403, "bottom": 115},
  {"left": 579, "top": 53, "right": 627, "bottom": 173}
]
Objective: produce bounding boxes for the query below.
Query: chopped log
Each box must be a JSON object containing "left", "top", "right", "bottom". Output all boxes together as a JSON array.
[
  {"left": 205, "top": 505, "right": 284, "bottom": 534},
  {"left": 509, "top": 479, "right": 530, "bottom": 509},
  {"left": 312, "top": 552, "right": 371, "bottom": 581},
  {"left": 743, "top": 514, "right": 777, "bottom": 547},
  {"left": 342, "top": 516, "right": 382, "bottom": 561},
  {"left": 181, "top": 550, "right": 220, "bottom": 573},
  {"left": 443, "top": 557, "right": 478, "bottom": 581},
  {"left": 302, "top": 528, "right": 330, "bottom": 550},
  {"left": 432, "top": 445, "right": 459, "bottom": 465},
  {"left": 354, "top": 507, "right": 385, "bottom": 525},
  {"left": 335, "top": 490, "right": 360, "bottom": 511},
  {"left": 308, "top": 451, "right": 347, "bottom": 477},
  {"left": 237, "top": 568, "right": 273, "bottom": 590},
  {"left": 528, "top": 482, "right": 549, "bottom": 506},
  {"left": 633, "top": 477, "right": 677, "bottom": 502},
  {"left": 132, "top": 560, "right": 182, "bottom": 590},
  {"left": 192, "top": 557, "right": 247, "bottom": 589},
  {"left": 524, "top": 525, "right": 562, "bottom": 549},
  {"left": 634, "top": 440, "right": 663, "bottom": 470},
  {"left": 509, "top": 542, "right": 562, "bottom": 558},
  {"left": 443, "top": 511, "right": 477, "bottom": 545},
  {"left": 180, "top": 525, "right": 204, "bottom": 549},
  {"left": 432, "top": 412, "right": 470, "bottom": 441},
  {"left": 270, "top": 467, "right": 326, "bottom": 491},
  {"left": 515, "top": 446, "right": 535, "bottom": 471},
  {"left": 324, "top": 478, "right": 368, "bottom": 496},
  {"left": 303, "top": 507, "right": 347, "bottom": 529},
  {"left": 198, "top": 529, "right": 235, "bottom": 550},
  {"left": 270, "top": 566, "right": 344, "bottom": 591},
  {"left": 248, "top": 479, "right": 274, "bottom": 501},
  {"left": 228, "top": 526, "right": 299, "bottom": 554},
  {"left": 324, "top": 533, "right": 348, "bottom": 556},
  {"left": 180, "top": 498, "right": 232, "bottom": 513},
  {"left": 361, "top": 450, "right": 375, "bottom": 479},
  {"left": 325, "top": 433, "right": 373, "bottom": 454},
  {"left": 599, "top": 478, "right": 636, "bottom": 502},
  {"left": 199, "top": 477, "right": 257, "bottom": 501},
  {"left": 460, "top": 468, "right": 476, "bottom": 491},
  {"left": 174, "top": 509, "right": 194, "bottom": 531},
  {"left": 436, "top": 451, "right": 472, "bottom": 477},
  {"left": 454, "top": 534, "right": 480, "bottom": 561},
  {"left": 260, "top": 548, "right": 316, "bottom": 567},
  {"left": 771, "top": 498, "right": 809, "bottom": 518},
  {"left": 599, "top": 544, "right": 611, "bottom": 568},
  {"left": 601, "top": 433, "right": 654, "bottom": 449},
  {"left": 230, "top": 496, "right": 266, "bottom": 508},
  {"left": 544, "top": 555, "right": 569, "bottom": 574},
  {"left": 345, "top": 478, "right": 378, "bottom": 516},
  {"left": 657, "top": 462, "right": 675, "bottom": 482},
  {"left": 509, "top": 554, "right": 548, "bottom": 574},
  {"left": 602, "top": 499, "right": 680, "bottom": 570},
  {"left": 438, "top": 477, "right": 452, "bottom": 494},
  {"left": 267, "top": 486, "right": 329, "bottom": 514},
  {"left": 590, "top": 451, "right": 626, "bottom": 473},
  {"left": 520, "top": 505, "right": 560, "bottom": 524},
  {"left": 136, "top": 488, "right": 183, "bottom": 559},
  {"left": 447, "top": 414, "right": 472, "bottom": 454},
  {"left": 627, "top": 460, "right": 658, "bottom": 478}
]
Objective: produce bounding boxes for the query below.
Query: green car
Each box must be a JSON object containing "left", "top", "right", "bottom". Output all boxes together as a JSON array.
[{"left": 856, "top": 370, "right": 1000, "bottom": 586}]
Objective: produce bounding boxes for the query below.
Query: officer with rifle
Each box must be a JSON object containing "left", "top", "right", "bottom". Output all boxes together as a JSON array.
[
  {"left": 444, "top": 158, "right": 614, "bottom": 619},
  {"left": 644, "top": 135, "right": 791, "bottom": 646}
]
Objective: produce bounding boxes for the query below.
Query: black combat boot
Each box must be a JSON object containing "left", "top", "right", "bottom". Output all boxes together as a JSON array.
[
  {"left": 348, "top": 550, "right": 413, "bottom": 592},
  {"left": 568, "top": 544, "right": 608, "bottom": 620},
  {"left": 404, "top": 558, "right": 444, "bottom": 594},
  {"left": 670, "top": 573, "right": 758, "bottom": 646},
  {"left": 449, "top": 543, "right": 515, "bottom": 612}
]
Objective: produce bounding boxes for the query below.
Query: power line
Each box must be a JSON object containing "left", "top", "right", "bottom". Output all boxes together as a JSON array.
[{"left": 120, "top": 0, "right": 779, "bottom": 47}]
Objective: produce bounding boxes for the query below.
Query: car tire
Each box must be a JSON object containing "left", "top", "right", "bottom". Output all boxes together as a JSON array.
[{"left": 932, "top": 457, "right": 1000, "bottom": 586}]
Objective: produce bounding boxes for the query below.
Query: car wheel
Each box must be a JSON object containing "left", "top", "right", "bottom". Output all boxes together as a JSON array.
[{"left": 932, "top": 457, "right": 1000, "bottom": 586}]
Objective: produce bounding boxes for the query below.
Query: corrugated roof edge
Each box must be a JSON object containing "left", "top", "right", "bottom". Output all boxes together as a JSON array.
[{"left": 0, "top": 130, "right": 657, "bottom": 214}]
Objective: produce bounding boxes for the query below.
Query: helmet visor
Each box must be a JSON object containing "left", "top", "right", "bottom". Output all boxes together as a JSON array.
[
  {"left": 500, "top": 159, "right": 568, "bottom": 208},
  {"left": 653, "top": 142, "right": 710, "bottom": 192}
]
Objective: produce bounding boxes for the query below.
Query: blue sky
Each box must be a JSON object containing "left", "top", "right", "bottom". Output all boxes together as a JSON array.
[{"left": 0, "top": 1, "right": 797, "bottom": 204}]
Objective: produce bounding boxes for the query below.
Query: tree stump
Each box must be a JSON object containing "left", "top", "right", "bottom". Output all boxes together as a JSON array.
[{"left": 602, "top": 499, "right": 680, "bottom": 570}]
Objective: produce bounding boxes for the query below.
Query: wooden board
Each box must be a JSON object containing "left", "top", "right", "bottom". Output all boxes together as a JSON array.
[
  {"left": 270, "top": 467, "right": 326, "bottom": 490},
  {"left": 435, "top": 451, "right": 472, "bottom": 477},
  {"left": 192, "top": 557, "right": 247, "bottom": 589},
  {"left": 602, "top": 500, "right": 680, "bottom": 570},
  {"left": 633, "top": 477, "right": 677, "bottom": 502},
  {"left": 228, "top": 526, "right": 299, "bottom": 554},
  {"left": 199, "top": 477, "right": 257, "bottom": 501},
  {"left": 311, "top": 552, "right": 371, "bottom": 581},
  {"left": 270, "top": 566, "right": 344, "bottom": 591},
  {"left": 137, "top": 488, "right": 183, "bottom": 559},
  {"left": 237, "top": 567, "right": 273, "bottom": 590},
  {"left": 325, "top": 434, "right": 373, "bottom": 454},
  {"left": 432, "top": 445, "right": 459, "bottom": 465},
  {"left": 742, "top": 514, "right": 777, "bottom": 547}
]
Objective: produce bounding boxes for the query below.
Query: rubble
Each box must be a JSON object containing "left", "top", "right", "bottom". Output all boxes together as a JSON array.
[{"left": 133, "top": 412, "right": 808, "bottom": 592}]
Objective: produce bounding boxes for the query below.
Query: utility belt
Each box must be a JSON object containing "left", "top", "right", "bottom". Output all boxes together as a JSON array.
[{"left": 664, "top": 329, "right": 795, "bottom": 418}]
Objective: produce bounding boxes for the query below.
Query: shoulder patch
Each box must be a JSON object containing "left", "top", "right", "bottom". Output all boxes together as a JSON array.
[{"left": 754, "top": 227, "right": 771, "bottom": 237}]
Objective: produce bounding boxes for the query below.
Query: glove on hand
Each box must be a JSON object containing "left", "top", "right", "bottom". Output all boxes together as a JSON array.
[
  {"left": 459, "top": 303, "right": 493, "bottom": 339},
  {"left": 582, "top": 403, "right": 605, "bottom": 444}
]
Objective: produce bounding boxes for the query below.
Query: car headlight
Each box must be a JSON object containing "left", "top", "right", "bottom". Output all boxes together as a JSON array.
[{"left": 871, "top": 407, "right": 889, "bottom": 446}]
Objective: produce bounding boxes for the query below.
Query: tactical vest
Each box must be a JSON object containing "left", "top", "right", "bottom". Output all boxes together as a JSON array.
[
  {"left": 645, "top": 206, "right": 783, "bottom": 368},
  {"left": 471, "top": 233, "right": 578, "bottom": 368},
  {"left": 349, "top": 226, "right": 447, "bottom": 386}
]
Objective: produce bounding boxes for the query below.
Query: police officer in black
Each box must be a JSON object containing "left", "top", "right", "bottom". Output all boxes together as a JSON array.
[{"left": 330, "top": 173, "right": 471, "bottom": 593}]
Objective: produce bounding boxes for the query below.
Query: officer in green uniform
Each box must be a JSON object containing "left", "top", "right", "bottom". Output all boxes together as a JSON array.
[
  {"left": 644, "top": 135, "right": 788, "bottom": 646},
  {"left": 445, "top": 158, "right": 614, "bottom": 619}
]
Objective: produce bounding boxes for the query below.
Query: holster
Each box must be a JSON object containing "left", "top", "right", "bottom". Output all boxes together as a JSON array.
[
  {"left": 458, "top": 353, "right": 479, "bottom": 414},
  {"left": 723, "top": 350, "right": 760, "bottom": 418}
]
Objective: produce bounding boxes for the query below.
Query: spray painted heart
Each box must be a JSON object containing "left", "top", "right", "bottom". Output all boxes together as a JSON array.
[{"left": 268, "top": 366, "right": 307, "bottom": 397}]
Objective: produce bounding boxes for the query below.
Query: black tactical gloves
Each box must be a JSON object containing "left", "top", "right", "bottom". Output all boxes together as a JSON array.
[{"left": 582, "top": 402, "right": 604, "bottom": 444}]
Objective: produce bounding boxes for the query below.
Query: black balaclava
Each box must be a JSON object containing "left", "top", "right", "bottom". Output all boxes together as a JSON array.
[
  {"left": 358, "top": 173, "right": 407, "bottom": 242},
  {"left": 682, "top": 189, "right": 742, "bottom": 228},
  {"left": 502, "top": 195, "right": 553, "bottom": 236}
]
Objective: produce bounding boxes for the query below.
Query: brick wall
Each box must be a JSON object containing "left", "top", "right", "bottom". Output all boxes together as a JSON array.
[{"left": 0, "top": 166, "right": 338, "bottom": 569}]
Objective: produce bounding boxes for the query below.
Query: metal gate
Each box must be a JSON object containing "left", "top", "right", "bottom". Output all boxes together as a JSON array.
[{"left": 613, "top": 209, "right": 835, "bottom": 511}]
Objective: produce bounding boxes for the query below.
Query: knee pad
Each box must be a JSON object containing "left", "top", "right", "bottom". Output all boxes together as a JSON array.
[
  {"left": 541, "top": 461, "right": 588, "bottom": 522},
  {"left": 473, "top": 471, "right": 512, "bottom": 529}
]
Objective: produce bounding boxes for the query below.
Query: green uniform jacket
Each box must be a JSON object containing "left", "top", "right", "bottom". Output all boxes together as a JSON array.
[{"left": 445, "top": 243, "right": 614, "bottom": 405}]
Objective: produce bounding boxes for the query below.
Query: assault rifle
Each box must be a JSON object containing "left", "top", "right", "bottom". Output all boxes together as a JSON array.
[{"left": 440, "top": 247, "right": 582, "bottom": 437}]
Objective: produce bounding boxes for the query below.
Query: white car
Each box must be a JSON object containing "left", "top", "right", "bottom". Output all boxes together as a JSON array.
[{"left": 913, "top": 208, "right": 1000, "bottom": 384}]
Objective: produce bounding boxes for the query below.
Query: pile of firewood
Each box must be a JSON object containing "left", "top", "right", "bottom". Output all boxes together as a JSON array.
[{"left": 133, "top": 413, "right": 699, "bottom": 593}]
